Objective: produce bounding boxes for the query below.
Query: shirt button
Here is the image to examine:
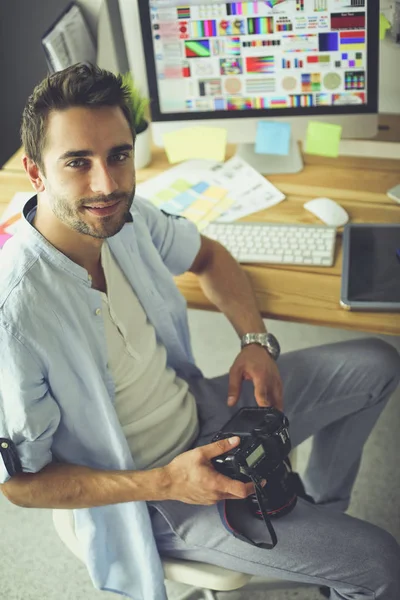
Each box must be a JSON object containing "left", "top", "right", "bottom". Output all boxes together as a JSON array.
[{"left": 95, "top": 308, "right": 101, "bottom": 316}]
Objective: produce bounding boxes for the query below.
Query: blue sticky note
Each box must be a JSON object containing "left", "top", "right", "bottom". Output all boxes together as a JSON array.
[
  {"left": 192, "top": 181, "right": 209, "bottom": 194},
  {"left": 255, "top": 122, "right": 291, "bottom": 156},
  {"left": 173, "top": 191, "right": 194, "bottom": 210}
]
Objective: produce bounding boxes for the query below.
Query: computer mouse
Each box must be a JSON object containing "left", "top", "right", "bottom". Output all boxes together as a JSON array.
[{"left": 303, "top": 197, "right": 349, "bottom": 227}]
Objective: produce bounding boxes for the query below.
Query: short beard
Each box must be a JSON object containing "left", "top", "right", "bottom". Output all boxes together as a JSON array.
[{"left": 50, "top": 187, "right": 135, "bottom": 239}]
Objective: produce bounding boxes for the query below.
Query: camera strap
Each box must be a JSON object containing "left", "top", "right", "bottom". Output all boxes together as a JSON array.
[
  {"left": 252, "top": 475, "right": 278, "bottom": 549},
  {"left": 218, "top": 473, "right": 278, "bottom": 550}
]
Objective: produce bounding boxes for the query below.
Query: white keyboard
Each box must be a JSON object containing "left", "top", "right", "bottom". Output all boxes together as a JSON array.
[{"left": 203, "top": 222, "right": 337, "bottom": 266}]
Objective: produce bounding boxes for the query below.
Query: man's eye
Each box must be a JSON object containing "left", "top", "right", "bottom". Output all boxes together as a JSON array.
[
  {"left": 67, "top": 159, "right": 87, "bottom": 168},
  {"left": 110, "top": 153, "right": 129, "bottom": 163}
]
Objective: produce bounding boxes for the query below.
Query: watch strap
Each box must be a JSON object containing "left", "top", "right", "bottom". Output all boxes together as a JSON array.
[{"left": 240, "top": 332, "right": 280, "bottom": 360}]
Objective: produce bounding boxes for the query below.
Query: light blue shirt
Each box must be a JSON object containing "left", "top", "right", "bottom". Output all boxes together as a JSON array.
[{"left": 0, "top": 195, "right": 202, "bottom": 600}]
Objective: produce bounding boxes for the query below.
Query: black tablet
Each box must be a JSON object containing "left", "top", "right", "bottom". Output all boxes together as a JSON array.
[{"left": 340, "top": 223, "right": 400, "bottom": 311}]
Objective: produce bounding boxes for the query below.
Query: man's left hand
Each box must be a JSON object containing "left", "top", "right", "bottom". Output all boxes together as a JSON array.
[{"left": 227, "top": 344, "right": 283, "bottom": 411}]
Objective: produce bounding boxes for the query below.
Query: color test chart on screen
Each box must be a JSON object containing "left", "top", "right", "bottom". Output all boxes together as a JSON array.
[{"left": 149, "top": 0, "right": 369, "bottom": 114}]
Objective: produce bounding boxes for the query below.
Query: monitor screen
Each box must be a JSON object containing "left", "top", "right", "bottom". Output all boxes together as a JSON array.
[{"left": 139, "top": 0, "right": 378, "bottom": 121}]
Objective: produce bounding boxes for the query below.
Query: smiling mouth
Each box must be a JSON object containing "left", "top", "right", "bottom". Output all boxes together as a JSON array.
[
  {"left": 84, "top": 199, "right": 120, "bottom": 209},
  {"left": 83, "top": 199, "right": 122, "bottom": 217}
]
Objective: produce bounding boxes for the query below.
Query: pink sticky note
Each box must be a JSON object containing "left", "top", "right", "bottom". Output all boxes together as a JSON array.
[{"left": 0, "top": 232, "right": 12, "bottom": 248}]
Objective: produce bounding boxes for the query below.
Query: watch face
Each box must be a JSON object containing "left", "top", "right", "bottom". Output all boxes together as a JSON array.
[{"left": 266, "top": 334, "right": 280, "bottom": 359}]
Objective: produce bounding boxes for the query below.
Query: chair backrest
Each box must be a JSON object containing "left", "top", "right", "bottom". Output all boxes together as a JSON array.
[{"left": 53, "top": 509, "right": 84, "bottom": 561}]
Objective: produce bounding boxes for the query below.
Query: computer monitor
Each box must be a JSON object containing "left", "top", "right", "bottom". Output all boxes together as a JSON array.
[{"left": 138, "top": 0, "right": 379, "bottom": 174}]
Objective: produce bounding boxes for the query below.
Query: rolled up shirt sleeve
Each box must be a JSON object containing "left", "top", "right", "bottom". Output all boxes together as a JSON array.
[
  {"left": 134, "top": 197, "right": 201, "bottom": 276},
  {"left": 0, "top": 327, "right": 61, "bottom": 484}
]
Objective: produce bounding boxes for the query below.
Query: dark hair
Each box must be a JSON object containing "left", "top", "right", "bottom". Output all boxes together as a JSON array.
[{"left": 20, "top": 62, "right": 135, "bottom": 174}]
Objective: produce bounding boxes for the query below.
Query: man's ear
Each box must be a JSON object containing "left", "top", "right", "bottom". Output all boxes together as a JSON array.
[{"left": 22, "top": 155, "right": 46, "bottom": 193}]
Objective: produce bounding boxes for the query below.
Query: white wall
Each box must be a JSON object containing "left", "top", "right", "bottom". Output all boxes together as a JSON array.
[
  {"left": 118, "top": 0, "right": 148, "bottom": 95},
  {"left": 379, "top": 39, "right": 400, "bottom": 113},
  {"left": 118, "top": 0, "right": 400, "bottom": 114},
  {"left": 78, "top": 0, "right": 103, "bottom": 39}
]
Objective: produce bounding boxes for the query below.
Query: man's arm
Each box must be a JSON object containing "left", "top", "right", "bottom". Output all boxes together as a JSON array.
[
  {"left": 0, "top": 437, "right": 253, "bottom": 509},
  {"left": 189, "top": 235, "right": 284, "bottom": 409},
  {"left": 189, "top": 235, "right": 267, "bottom": 336},
  {"left": 0, "top": 462, "right": 168, "bottom": 509}
]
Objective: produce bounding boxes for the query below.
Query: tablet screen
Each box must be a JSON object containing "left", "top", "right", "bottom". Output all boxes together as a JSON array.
[{"left": 347, "top": 226, "right": 400, "bottom": 302}]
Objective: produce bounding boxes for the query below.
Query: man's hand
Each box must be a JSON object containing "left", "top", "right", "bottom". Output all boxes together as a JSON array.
[
  {"left": 227, "top": 344, "right": 283, "bottom": 411},
  {"left": 162, "top": 437, "right": 256, "bottom": 505}
]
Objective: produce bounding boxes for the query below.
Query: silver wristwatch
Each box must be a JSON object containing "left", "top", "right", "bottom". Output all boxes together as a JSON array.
[{"left": 240, "top": 332, "right": 281, "bottom": 361}]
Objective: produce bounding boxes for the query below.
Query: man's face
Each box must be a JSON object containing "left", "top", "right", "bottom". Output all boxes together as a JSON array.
[{"left": 40, "top": 105, "right": 136, "bottom": 239}]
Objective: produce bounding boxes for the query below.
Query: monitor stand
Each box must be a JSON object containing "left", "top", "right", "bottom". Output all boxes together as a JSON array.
[{"left": 235, "top": 138, "right": 304, "bottom": 175}]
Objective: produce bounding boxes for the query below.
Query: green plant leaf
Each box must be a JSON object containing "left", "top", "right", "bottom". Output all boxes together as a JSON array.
[{"left": 121, "top": 71, "right": 150, "bottom": 132}]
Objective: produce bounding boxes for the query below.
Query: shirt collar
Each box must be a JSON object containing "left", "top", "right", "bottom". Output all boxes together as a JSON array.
[{"left": 20, "top": 195, "right": 133, "bottom": 283}]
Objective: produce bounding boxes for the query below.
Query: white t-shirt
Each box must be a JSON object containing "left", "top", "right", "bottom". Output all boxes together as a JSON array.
[{"left": 100, "top": 241, "right": 199, "bottom": 470}]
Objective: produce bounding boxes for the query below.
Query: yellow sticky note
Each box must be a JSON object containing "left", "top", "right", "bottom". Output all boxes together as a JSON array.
[
  {"left": 380, "top": 13, "right": 391, "bottom": 40},
  {"left": 191, "top": 198, "right": 214, "bottom": 213},
  {"left": 163, "top": 127, "right": 227, "bottom": 163},
  {"left": 182, "top": 206, "right": 204, "bottom": 222},
  {"left": 305, "top": 121, "right": 342, "bottom": 158},
  {"left": 203, "top": 186, "right": 227, "bottom": 200},
  {"left": 182, "top": 199, "right": 214, "bottom": 222},
  {"left": 197, "top": 220, "right": 211, "bottom": 232},
  {"left": 199, "top": 197, "right": 235, "bottom": 227}
]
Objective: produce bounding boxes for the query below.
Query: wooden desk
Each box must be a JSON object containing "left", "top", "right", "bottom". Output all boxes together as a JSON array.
[{"left": 1, "top": 146, "right": 399, "bottom": 336}]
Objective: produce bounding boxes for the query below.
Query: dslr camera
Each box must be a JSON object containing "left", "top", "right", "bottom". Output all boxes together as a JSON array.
[{"left": 212, "top": 407, "right": 299, "bottom": 548}]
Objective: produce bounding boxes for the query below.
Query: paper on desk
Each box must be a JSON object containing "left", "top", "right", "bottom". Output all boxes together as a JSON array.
[
  {"left": 0, "top": 192, "right": 34, "bottom": 249},
  {"left": 136, "top": 156, "right": 285, "bottom": 224},
  {"left": 163, "top": 127, "right": 227, "bottom": 163},
  {"left": 136, "top": 159, "right": 219, "bottom": 198},
  {"left": 136, "top": 159, "right": 234, "bottom": 228},
  {"left": 1, "top": 192, "right": 33, "bottom": 224},
  {"left": 209, "top": 156, "right": 286, "bottom": 222},
  {"left": 304, "top": 121, "right": 342, "bottom": 158},
  {"left": 0, "top": 232, "right": 12, "bottom": 248}
]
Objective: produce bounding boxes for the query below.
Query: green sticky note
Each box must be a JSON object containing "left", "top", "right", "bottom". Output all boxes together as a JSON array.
[
  {"left": 163, "top": 127, "right": 227, "bottom": 163},
  {"left": 305, "top": 121, "right": 342, "bottom": 158},
  {"left": 155, "top": 188, "right": 177, "bottom": 201},
  {"left": 379, "top": 13, "right": 391, "bottom": 40},
  {"left": 171, "top": 179, "right": 192, "bottom": 192}
]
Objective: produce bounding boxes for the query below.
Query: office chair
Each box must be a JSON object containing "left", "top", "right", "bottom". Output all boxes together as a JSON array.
[{"left": 53, "top": 449, "right": 309, "bottom": 600}]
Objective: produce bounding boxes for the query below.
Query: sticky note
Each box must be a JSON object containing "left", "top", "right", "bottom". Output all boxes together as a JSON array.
[
  {"left": 160, "top": 200, "right": 183, "bottom": 214},
  {"left": 154, "top": 188, "right": 177, "bottom": 202},
  {"left": 255, "top": 122, "right": 291, "bottom": 156},
  {"left": 163, "top": 127, "right": 227, "bottom": 163},
  {"left": 380, "top": 13, "right": 391, "bottom": 40},
  {"left": 189, "top": 198, "right": 214, "bottom": 213},
  {"left": 0, "top": 232, "right": 12, "bottom": 248},
  {"left": 172, "top": 191, "right": 195, "bottom": 210},
  {"left": 305, "top": 121, "right": 342, "bottom": 158},
  {"left": 192, "top": 182, "right": 210, "bottom": 194},
  {"left": 150, "top": 195, "right": 164, "bottom": 207},
  {"left": 203, "top": 185, "right": 227, "bottom": 200},
  {"left": 182, "top": 206, "right": 204, "bottom": 222},
  {"left": 171, "top": 179, "right": 192, "bottom": 192}
]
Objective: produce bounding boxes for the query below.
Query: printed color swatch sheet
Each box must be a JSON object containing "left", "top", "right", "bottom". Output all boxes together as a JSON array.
[{"left": 149, "top": 0, "right": 368, "bottom": 114}]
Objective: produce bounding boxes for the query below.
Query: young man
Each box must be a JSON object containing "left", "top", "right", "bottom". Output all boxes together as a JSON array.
[{"left": 0, "top": 63, "right": 399, "bottom": 600}]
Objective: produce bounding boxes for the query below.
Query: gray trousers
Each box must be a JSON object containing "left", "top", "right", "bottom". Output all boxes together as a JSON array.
[{"left": 150, "top": 338, "right": 400, "bottom": 600}]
